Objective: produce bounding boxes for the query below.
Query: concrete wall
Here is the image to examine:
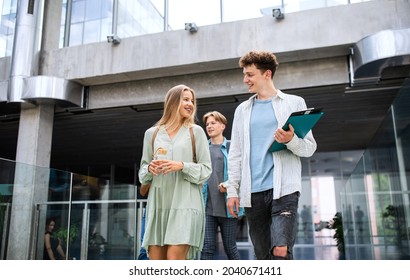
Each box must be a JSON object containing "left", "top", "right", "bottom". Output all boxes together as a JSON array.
[
  {"left": 38, "top": 1, "right": 410, "bottom": 82},
  {"left": 87, "top": 56, "right": 349, "bottom": 109},
  {"left": 2, "top": 0, "right": 410, "bottom": 108},
  {"left": 39, "top": 0, "right": 410, "bottom": 109}
]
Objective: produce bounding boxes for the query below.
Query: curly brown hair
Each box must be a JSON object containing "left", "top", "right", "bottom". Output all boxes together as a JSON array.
[{"left": 239, "top": 51, "right": 279, "bottom": 78}]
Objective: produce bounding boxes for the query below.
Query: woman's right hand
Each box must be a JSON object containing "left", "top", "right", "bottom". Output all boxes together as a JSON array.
[{"left": 149, "top": 160, "right": 166, "bottom": 176}]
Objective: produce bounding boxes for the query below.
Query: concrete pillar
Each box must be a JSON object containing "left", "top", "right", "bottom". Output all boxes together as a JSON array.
[
  {"left": 7, "top": 103, "right": 54, "bottom": 259},
  {"left": 7, "top": 1, "right": 62, "bottom": 260}
]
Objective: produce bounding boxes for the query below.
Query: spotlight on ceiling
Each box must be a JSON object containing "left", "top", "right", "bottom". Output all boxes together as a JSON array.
[
  {"left": 185, "top": 22, "right": 198, "bottom": 33},
  {"left": 272, "top": 8, "right": 284, "bottom": 20}
]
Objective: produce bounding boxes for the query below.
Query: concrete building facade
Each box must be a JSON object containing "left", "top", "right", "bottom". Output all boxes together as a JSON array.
[{"left": 0, "top": 0, "right": 409, "bottom": 260}]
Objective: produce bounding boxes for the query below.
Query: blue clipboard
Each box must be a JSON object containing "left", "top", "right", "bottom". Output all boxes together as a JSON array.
[{"left": 268, "top": 108, "right": 324, "bottom": 152}]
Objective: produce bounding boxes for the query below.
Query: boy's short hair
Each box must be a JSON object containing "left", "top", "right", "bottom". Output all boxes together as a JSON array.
[{"left": 203, "top": 111, "right": 227, "bottom": 126}]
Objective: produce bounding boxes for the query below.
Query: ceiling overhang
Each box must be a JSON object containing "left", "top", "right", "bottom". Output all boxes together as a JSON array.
[
  {"left": 21, "top": 76, "right": 84, "bottom": 108},
  {"left": 351, "top": 28, "right": 410, "bottom": 85}
]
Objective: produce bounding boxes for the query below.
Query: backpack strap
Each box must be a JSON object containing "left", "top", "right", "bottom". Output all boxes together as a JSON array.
[
  {"left": 140, "top": 127, "right": 159, "bottom": 197},
  {"left": 189, "top": 126, "right": 197, "bottom": 163},
  {"left": 151, "top": 126, "right": 160, "bottom": 159}
]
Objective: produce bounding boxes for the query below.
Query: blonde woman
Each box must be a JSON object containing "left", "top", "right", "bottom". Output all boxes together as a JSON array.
[{"left": 139, "top": 84, "right": 212, "bottom": 260}]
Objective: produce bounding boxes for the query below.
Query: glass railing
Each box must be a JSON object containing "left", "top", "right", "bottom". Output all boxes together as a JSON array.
[
  {"left": 0, "top": 157, "right": 146, "bottom": 260},
  {"left": 0, "top": 158, "right": 17, "bottom": 260},
  {"left": 1, "top": 158, "right": 339, "bottom": 260},
  {"left": 35, "top": 199, "right": 139, "bottom": 260}
]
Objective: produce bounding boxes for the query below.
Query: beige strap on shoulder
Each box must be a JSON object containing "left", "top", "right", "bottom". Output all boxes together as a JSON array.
[
  {"left": 151, "top": 126, "right": 160, "bottom": 159},
  {"left": 189, "top": 126, "right": 197, "bottom": 163}
]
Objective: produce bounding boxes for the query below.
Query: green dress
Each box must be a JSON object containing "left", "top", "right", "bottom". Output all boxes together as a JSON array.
[{"left": 139, "top": 124, "right": 212, "bottom": 259}]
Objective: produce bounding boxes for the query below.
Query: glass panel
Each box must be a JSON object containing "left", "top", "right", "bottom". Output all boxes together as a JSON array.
[
  {"left": 36, "top": 203, "right": 71, "bottom": 260},
  {"left": 71, "top": 0, "right": 86, "bottom": 23},
  {"left": 136, "top": 199, "right": 147, "bottom": 259},
  {"left": 117, "top": 0, "right": 163, "bottom": 37},
  {"left": 71, "top": 174, "right": 107, "bottom": 201},
  {"left": 83, "top": 19, "right": 100, "bottom": 44},
  {"left": 311, "top": 176, "right": 339, "bottom": 259},
  {"left": 35, "top": 172, "right": 140, "bottom": 260},
  {"left": 351, "top": 192, "right": 372, "bottom": 259},
  {"left": 88, "top": 201, "right": 136, "bottom": 260},
  {"left": 85, "top": 0, "right": 102, "bottom": 21},
  {"left": 67, "top": 0, "right": 112, "bottom": 46},
  {"left": 150, "top": 0, "right": 164, "bottom": 16},
  {"left": 69, "top": 22, "right": 84, "bottom": 46},
  {"left": 0, "top": 158, "right": 15, "bottom": 259},
  {"left": 100, "top": 17, "right": 112, "bottom": 41},
  {"left": 58, "top": 0, "right": 377, "bottom": 47},
  {"left": 341, "top": 79, "right": 410, "bottom": 260},
  {"left": 0, "top": 0, "right": 17, "bottom": 57},
  {"left": 36, "top": 200, "right": 137, "bottom": 260},
  {"left": 0, "top": 200, "right": 11, "bottom": 259},
  {"left": 48, "top": 169, "right": 71, "bottom": 202},
  {"left": 168, "top": 0, "right": 220, "bottom": 31},
  {"left": 223, "top": 0, "right": 282, "bottom": 22}
]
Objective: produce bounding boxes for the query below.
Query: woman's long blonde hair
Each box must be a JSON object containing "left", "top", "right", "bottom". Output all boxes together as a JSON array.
[{"left": 155, "top": 84, "right": 197, "bottom": 132}]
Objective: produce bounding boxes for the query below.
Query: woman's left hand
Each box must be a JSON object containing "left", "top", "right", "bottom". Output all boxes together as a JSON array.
[{"left": 159, "top": 160, "right": 184, "bottom": 174}]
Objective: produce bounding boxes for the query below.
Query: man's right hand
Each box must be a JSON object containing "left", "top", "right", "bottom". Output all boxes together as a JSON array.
[{"left": 227, "top": 197, "right": 240, "bottom": 218}]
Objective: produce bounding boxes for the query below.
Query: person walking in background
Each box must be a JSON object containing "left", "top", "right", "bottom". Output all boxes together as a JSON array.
[
  {"left": 225, "top": 50, "right": 317, "bottom": 260},
  {"left": 354, "top": 205, "right": 364, "bottom": 232},
  {"left": 138, "top": 84, "right": 212, "bottom": 260},
  {"left": 200, "top": 111, "right": 244, "bottom": 260},
  {"left": 43, "top": 217, "right": 66, "bottom": 260},
  {"left": 300, "top": 205, "right": 313, "bottom": 242}
]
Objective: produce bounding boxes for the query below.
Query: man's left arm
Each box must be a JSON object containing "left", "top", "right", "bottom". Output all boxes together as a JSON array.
[{"left": 285, "top": 124, "right": 317, "bottom": 157}]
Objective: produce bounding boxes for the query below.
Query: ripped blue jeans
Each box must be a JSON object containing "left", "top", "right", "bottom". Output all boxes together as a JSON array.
[{"left": 245, "top": 189, "right": 299, "bottom": 260}]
